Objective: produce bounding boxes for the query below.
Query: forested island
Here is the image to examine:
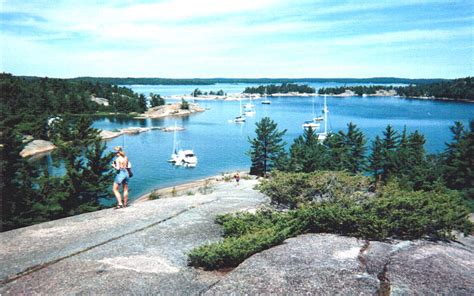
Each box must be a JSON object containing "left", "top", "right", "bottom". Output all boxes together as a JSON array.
[
  {"left": 243, "top": 83, "right": 315, "bottom": 95},
  {"left": 318, "top": 77, "right": 474, "bottom": 102}
]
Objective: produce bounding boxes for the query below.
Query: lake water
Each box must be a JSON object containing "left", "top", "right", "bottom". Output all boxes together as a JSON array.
[{"left": 38, "top": 83, "right": 474, "bottom": 201}]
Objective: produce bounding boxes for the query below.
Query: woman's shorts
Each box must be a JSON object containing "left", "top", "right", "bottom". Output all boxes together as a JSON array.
[{"left": 114, "top": 169, "right": 129, "bottom": 185}]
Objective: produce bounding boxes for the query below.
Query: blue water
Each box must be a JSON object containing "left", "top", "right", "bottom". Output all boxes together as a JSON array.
[{"left": 37, "top": 83, "right": 474, "bottom": 201}]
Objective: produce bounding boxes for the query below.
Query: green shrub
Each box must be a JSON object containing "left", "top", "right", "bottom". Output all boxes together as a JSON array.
[
  {"left": 295, "top": 184, "right": 472, "bottom": 240},
  {"left": 188, "top": 173, "right": 472, "bottom": 270},
  {"left": 258, "top": 171, "right": 371, "bottom": 208},
  {"left": 216, "top": 210, "right": 292, "bottom": 238},
  {"left": 370, "top": 184, "right": 472, "bottom": 239},
  {"left": 149, "top": 191, "right": 160, "bottom": 200},
  {"left": 187, "top": 226, "right": 291, "bottom": 270}
]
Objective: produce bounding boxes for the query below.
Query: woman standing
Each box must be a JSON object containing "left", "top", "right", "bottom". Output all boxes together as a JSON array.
[{"left": 112, "top": 146, "right": 129, "bottom": 208}]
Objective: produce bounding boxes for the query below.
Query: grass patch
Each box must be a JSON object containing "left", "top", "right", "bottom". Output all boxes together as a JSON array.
[
  {"left": 149, "top": 191, "right": 160, "bottom": 200},
  {"left": 198, "top": 180, "right": 214, "bottom": 195}
]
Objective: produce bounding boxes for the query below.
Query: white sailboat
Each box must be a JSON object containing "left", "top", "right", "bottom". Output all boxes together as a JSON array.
[
  {"left": 302, "top": 95, "right": 321, "bottom": 130},
  {"left": 261, "top": 87, "right": 271, "bottom": 104},
  {"left": 168, "top": 123, "right": 198, "bottom": 167},
  {"left": 234, "top": 98, "right": 246, "bottom": 123},
  {"left": 243, "top": 97, "right": 255, "bottom": 116},
  {"left": 317, "top": 95, "right": 329, "bottom": 141}
]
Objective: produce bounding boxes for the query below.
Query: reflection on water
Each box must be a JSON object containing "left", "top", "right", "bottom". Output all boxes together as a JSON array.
[{"left": 32, "top": 83, "right": 474, "bottom": 202}]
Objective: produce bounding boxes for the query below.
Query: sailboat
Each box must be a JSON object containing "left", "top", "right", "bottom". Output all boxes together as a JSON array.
[
  {"left": 234, "top": 98, "right": 246, "bottom": 123},
  {"left": 302, "top": 95, "right": 321, "bottom": 130},
  {"left": 168, "top": 123, "right": 198, "bottom": 167},
  {"left": 243, "top": 97, "right": 255, "bottom": 116},
  {"left": 261, "top": 87, "right": 271, "bottom": 104},
  {"left": 317, "top": 95, "right": 329, "bottom": 141}
]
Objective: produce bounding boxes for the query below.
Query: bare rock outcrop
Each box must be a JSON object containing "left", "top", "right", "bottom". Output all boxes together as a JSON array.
[
  {"left": 205, "top": 234, "right": 474, "bottom": 295},
  {"left": 99, "top": 127, "right": 152, "bottom": 140},
  {"left": 141, "top": 102, "right": 205, "bottom": 119},
  {"left": 19, "top": 140, "right": 56, "bottom": 158}
]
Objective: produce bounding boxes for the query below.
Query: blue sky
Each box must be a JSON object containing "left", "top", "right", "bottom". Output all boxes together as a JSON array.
[{"left": 0, "top": 0, "right": 472, "bottom": 78}]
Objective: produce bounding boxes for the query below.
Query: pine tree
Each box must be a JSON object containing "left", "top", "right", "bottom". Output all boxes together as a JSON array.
[
  {"left": 248, "top": 117, "right": 287, "bottom": 176},
  {"left": 138, "top": 94, "right": 148, "bottom": 112},
  {"left": 344, "top": 122, "right": 367, "bottom": 173},
  {"left": 381, "top": 124, "right": 400, "bottom": 180},
  {"left": 289, "top": 127, "right": 327, "bottom": 172},
  {"left": 443, "top": 121, "right": 474, "bottom": 199},
  {"left": 0, "top": 128, "right": 40, "bottom": 231},
  {"left": 325, "top": 132, "right": 348, "bottom": 171},
  {"left": 368, "top": 136, "right": 384, "bottom": 188}
]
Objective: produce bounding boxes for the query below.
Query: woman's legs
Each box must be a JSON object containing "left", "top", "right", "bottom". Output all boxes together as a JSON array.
[
  {"left": 123, "top": 183, "right": 129, "bottom": 207},
  {"left": 113, "top": 182, "right": 123, "bottom": 206}
]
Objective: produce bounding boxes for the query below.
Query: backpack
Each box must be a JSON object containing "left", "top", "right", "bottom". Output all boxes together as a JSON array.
[{"left": 127, "top": 161, "right": 133, "bottom": 178}]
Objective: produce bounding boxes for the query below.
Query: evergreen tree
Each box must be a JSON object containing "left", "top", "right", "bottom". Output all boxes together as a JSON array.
[
  {"left": 0, "top": 128, "right": 40, "bottom": 231},
  {"left": 325, "top": 132, "right": 348, "bottom": 171},
  {"left": 343, "top": 122, "right": 366, "bottom": 173},
  {"left": 443, "top": 121, "right": 474, "bottom": 199},
  {"left": 381, "top": 125, "right": 400, "bottom": 180},
  {"left": 248, "top": 117, "right": 287, "bottom": 176},
  {"left": 138, "top": 94, "right": 148, "bottom": 112},
  {"left": 289, "top": 127, "right": 327, "bottom": 172},
  {"left": 150, "top": 93, "right": 165, "bottom": 107},
  {"left": 181, "top": 98, "right": 190, "bottom": 110},
  {"left": 367, "top": 136, "right": 384, "bottom": 187}
]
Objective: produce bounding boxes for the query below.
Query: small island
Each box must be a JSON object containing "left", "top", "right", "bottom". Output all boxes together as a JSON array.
[{"left": 243, "top": 83, "right": 316, "bottom": 95}]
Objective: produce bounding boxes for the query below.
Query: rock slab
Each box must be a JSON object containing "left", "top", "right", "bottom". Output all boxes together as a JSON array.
[
  {"left": 19, "top": 140, "right": 56, "bottom": 157},
  {"left": 206, "top": 234, "right": 474, "bottom": 295}
]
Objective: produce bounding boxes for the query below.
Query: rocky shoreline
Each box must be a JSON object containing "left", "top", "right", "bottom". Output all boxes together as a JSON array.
[
  {"left": 168, "top": 91, "right": 472, "bottom": 103},
  {"left": 135, "top": 102, "right": 205, "bottom": 119}
]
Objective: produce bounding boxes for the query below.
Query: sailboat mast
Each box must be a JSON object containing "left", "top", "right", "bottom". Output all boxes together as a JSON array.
[
  {"left": 172, "top": 121, "right": 177, "bottom": 153},
  {"left": 324, "top": 95, "right": 328, "bottom": 134}
]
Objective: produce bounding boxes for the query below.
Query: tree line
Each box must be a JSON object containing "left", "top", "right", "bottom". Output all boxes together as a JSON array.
[
  {"left": 318, "top": 77, "right": 474, "bottom": 101},
  {"left": 191, "top": 88, "right": 226, "bottom": 97},
  {"left": 243, "top": 83, "right": 315, "bottom": 95}
]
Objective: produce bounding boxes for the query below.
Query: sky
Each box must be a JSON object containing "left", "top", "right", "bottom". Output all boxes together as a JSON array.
[{"left": 0, "top": 0, "right": 473, "bottom": 78}]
